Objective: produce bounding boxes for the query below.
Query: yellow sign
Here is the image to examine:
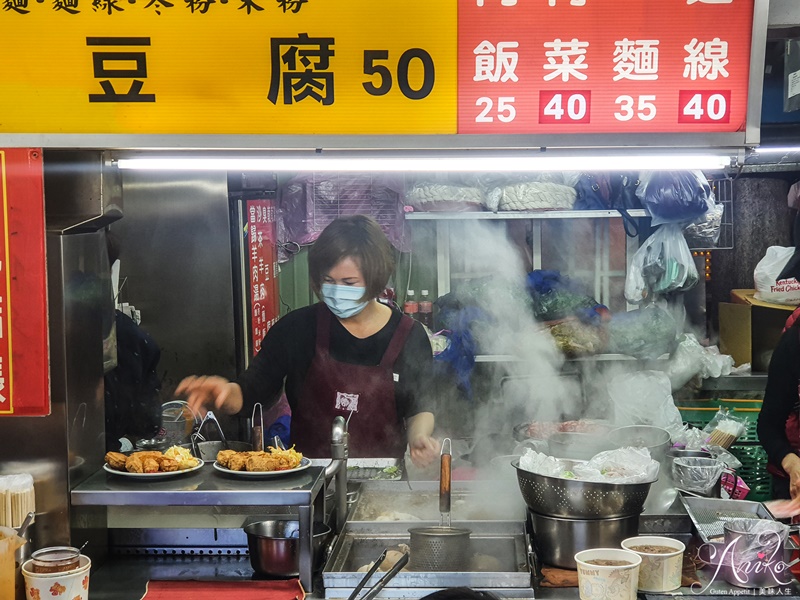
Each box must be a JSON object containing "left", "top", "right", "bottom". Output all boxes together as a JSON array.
[{"left": 0, "top": 0, "right": 457, "bottom": 134}]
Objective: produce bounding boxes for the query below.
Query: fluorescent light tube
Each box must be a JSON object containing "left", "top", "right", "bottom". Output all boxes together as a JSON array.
[
  {"left": 116, "top": 154, "right": 730, "bottom": 172},
  {"left": 753, "top": 146, "right": 800, "bottom": 154}
]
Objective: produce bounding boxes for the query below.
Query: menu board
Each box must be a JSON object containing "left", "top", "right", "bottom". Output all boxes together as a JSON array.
[
  {"left": 0, "top": 0, "right": 757, "bottom": 137},
  {"left": 458, "top": 0, "right": 754, "bottom": 134},
  {"left": 246, "top": 199, "right": 279, "bottom": 356},
  {"left": 0, "top": 149, "right": 49, "bottom": 416}
]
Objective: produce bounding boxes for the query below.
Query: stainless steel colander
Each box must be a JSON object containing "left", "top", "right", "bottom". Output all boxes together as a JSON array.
[{"left": 513, "top": 461, "right": 653, "bottom": 518}]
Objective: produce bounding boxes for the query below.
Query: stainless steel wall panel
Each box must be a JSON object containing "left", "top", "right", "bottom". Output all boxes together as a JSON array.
[{"left": 114, "top": 171, "right": 237, "bottom": 394}]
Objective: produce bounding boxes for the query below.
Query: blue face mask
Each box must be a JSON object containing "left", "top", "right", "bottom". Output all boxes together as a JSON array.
[{"left": 321, "top": 283, "right": 369, "bottom": 319}]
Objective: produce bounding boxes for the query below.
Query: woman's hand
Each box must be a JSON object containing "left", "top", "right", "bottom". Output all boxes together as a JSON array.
[
  {"left": 406, "top": 412, "right": 439, "bottom": 468},
  {"left": 175, "top": 375, "right": 243, "bottom": 417},
  {"left": 409, "top": 434, "right": 440, "bottom": 468},
  {"left": 781, "top": 452, "right": 800, "bottom": 499}
]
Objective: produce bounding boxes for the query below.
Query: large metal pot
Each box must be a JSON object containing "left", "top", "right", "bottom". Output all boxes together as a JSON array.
[
  {"left": 608, "top": 425, "right": 671, "bottom": 462},
  {"left": 529, "top": 512, "right": 640, "bottom": 569},
  {"left": 513, "top": 461, "right": 654, "bottom": 519},
  {"left": 546, "top": 432, "right": 609, "bottom": 460},
  {"left": 244, "top": 520, "right": 331, "bottom": 577}
]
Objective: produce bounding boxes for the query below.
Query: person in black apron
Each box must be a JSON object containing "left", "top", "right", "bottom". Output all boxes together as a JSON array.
[
  {"left": 758, "top": 307, "right": 800, "bottom": 499},
  {"left": 177, "top": 215, "right": 440, "bottom": 467}
]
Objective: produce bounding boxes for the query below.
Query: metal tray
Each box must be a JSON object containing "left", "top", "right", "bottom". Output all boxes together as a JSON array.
[
  {"left": 679, "top": 496, "right": 780, "bottom": 543},
  {"left": 322, "top": 520, "right": 533, "bottom": 598},
  {"left": 347, "top": 480, "right": 526, "bottom": 522}
]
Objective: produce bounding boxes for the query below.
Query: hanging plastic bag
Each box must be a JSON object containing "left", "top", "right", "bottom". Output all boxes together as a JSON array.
[
  {"left": 754, "top": 246, "right": 800, "bottom": 305},
  {"left": 607, "top": 304, "right": 678, "bottom": 359},
  {"left": 683, "top": 202, "right": 724, "bottom": 248},
  {"left": 625, "top": 224, "right": 699, "bottom": 304},
  {"left": 636, "top": 170, "right": 712, "bottom": 226}
]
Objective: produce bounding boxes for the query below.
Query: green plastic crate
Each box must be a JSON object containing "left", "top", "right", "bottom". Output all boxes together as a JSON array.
[{"left": 729, "top": 444, "right": 771, "bottom": 502}]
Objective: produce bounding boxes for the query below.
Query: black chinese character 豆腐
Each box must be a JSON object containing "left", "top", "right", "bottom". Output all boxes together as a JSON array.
[
  {"left": 86, "top": 37, "right": 156, "bottom": 102},
  {"left": 267, "top": 33, "right": 334, "bottom": 106}
]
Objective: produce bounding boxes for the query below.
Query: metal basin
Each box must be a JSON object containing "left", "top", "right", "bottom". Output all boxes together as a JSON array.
[
  {"left": 547, "top": 432, "right": 610, "bottom": 460},
  {"left": 608, "top": 425, "right": 671, "bottom": 462},
  {"left": 514, "top": 461, "right": 654, "bottom": 519},
  {"left": 244, "top": 519, "right": 331, "bottom": 577},
  {"left": 529, "top": 512, "right": 640, "bottom": 569}
]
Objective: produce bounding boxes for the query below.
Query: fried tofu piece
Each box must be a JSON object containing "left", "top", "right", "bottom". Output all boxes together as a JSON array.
[
  {"left": 216, "top": 450, "right": 237, "bottom": 469},
  {"left": 227, "top": 453, "right": 249, "bottom": 471},
  {"left": 125, "top": 454, "right": 144, "bottom": 473},
  {"left": 156, "top": 456, "right": 180, "bottom": 472},
  {"left": 105, "top": 451, "right": 128, "bottom": 471},
  {"left": 131, "top": 451, "right": 162, "bottom": 461}
]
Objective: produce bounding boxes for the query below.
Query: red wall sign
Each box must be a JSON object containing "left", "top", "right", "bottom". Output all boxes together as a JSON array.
[
  {"left": 246, "top": 199, "right": 279, "bottom": 357},
  {"left": 458, "top": 0, "right": 754, "bottom": 134},
  {"left": 0, "top": 149, "right": 49, "bottom": 416}
]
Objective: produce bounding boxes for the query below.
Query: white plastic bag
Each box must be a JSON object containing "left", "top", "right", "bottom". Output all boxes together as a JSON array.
[
  {"left": 625, "top": 224, "right": 699, "bottom": 304},
  {"left": 754, "top": 246, "right": 800, "bottom": 305},
  {"left": 607, "top": 370, "right": 683, "bottom": 433}
]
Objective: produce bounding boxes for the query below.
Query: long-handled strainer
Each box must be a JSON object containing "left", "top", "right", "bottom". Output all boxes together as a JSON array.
[{"left": 408, "top": 438, "right": 471, "bottom": 571}]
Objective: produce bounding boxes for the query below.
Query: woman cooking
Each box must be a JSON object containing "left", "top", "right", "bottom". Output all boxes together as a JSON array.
[
  {"left": 176, "top": 214, "right": 440, "bottom": 468},
  {"left": 758, "top": 307, "right": 800, "bottom": 500}
]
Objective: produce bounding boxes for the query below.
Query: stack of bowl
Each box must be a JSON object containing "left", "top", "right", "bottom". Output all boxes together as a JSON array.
[{"left": 513, "top": 461, "right": 655, "bottom": 569}]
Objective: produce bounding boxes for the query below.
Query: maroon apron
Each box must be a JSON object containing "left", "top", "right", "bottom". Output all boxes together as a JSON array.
[
  {"left": 290, "top": 303, "right": 414, "bottom": 459},
  {"left": 767, "top": 327, "right": 800, "bottom": 479}
]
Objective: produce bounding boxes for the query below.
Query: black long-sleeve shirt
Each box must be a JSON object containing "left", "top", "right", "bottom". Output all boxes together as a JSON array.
[
  {"left": 757, "top": 324, "right": 800, "bottom": 469},
  {"left": 234, "top": 304, "right": 436, "bottom": 421}
]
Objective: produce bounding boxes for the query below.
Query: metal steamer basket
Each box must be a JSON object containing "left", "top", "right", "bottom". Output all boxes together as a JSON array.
[
  {"left": 408, "top": 526, "right": 472, "bottom": 572},
  {"left": 513, "top": 461, "right": 654, "bottom": 519}
]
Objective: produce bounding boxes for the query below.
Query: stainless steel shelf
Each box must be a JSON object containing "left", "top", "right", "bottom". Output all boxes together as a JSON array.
[
  {"left": 698, "top": 374, "right": 767, "bottom": 392},
  {"left": 474, "top": 353, "right": 669, "bottom": 363},
  {"left": 405, "top": 209, "right": 649, "bottom": 220},
  {"left": 72, "top": 464, "right": 327, "bottom": 592},
  {"left": 71, "top": 464, "right": 325, "bottom": 506}
]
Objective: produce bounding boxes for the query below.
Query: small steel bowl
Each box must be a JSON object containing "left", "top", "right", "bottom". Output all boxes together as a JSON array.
[{"left": 244, "top": 519, "right": 331, "bottom": 578}]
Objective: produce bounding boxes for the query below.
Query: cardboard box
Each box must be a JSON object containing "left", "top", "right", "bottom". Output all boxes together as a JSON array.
[{"left": 719, "top": 289, "right": 796, "bottom": 372}]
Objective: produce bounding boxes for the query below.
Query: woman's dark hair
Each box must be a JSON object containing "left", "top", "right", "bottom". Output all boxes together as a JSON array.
[
  {"left": 420, "top": 588, "right": 501, "bottom": 600},
  {"left": 308, "top": 215, "right": 395, "bottom": 301}
]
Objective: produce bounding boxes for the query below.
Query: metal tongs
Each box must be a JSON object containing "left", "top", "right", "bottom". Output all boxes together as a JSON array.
[
  {"left": 190, "top": 410, "right": 230, "bottom": 455},
  {"left": 347, "top": 548, "right": 409, "bottom": 600},
  {"left": 252, "top": 403, "right": 264, "bottom": 452}
]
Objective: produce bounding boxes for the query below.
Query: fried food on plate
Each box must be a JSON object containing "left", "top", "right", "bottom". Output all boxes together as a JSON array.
[
  {"left": 125, "top": 454, "right": 144, "bottom": 473},
  {"left": 105, "top": 445, "right": 200, "bottom": 474},
  {"left": 218, "top": 447, "right": 304, "bottom": 472},
  {"left": 216, "top": 450, "right": 237, "bottom": 469},
  {"left": 104, "top": 452, "right": 128, "bottom": 471}
]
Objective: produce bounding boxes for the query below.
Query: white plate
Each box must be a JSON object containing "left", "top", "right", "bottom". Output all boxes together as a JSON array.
[
  {"left": 103, "top": 460, "right": 203, "bottom": 478},
  {"left": 212, "top": 457, "right": 311, "bottom": 477}
]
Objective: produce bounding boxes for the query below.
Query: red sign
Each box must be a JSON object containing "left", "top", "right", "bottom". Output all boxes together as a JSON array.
[
  {"left": 246, "top": 199, "right": 279, "bottom": 356},
  {"left": 458, "top": 0, "right": 753, "bottom": 134},
  {"left": 0, "top": 149, "right": 49, "bottom": 416}
]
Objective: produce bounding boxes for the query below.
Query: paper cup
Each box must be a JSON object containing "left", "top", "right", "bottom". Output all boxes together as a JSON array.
[
  {"left": 575, "top": 548, "right": 641, "bottom": 600},
  {"left": 22, "top": 555, "right": 90, "bottom": 600},
  {"left": 622, "top": 536, "right": 685, "bottom": 592}
]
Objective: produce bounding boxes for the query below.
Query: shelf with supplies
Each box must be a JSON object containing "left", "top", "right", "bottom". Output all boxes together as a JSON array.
[
  {"left": 404, "top": 209, "right": 649, "bottom": 308},
  {"left": 405, "top": 208, "right": 649, "bottom": 220},
  {"left": 474, "top": 353, "right": 669, "bottom": 364}
]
